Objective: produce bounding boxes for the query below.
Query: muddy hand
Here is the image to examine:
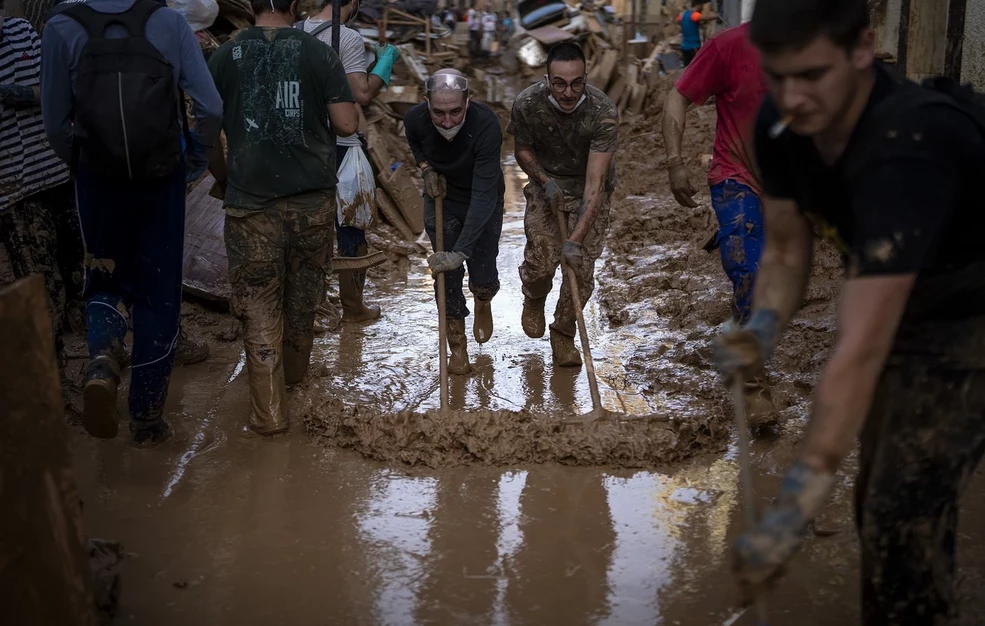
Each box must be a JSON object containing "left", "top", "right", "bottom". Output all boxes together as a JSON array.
[
  {"left": 714, "top": 309, "right": 779, "bottom": 382},
  {"left": 423, "top": 169, "right": 447, "bottom": 199},
  {"left": 667, "top": 157, "right": 699, "bottom": 208},
  {"left": 562, "top": 239, "right": 583, "bottom": 268},
  {"left": 732, "top": 461, "right": 836, "bottom": 602},
  {"left": 543, "top": 178, "right": 564, "bottom": 211},
  {"left": 427, "top": 251, "right": 467, "bottom": 276}
]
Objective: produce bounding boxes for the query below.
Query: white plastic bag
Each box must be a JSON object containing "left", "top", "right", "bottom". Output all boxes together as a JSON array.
[
  {"left": 336, "top": 147, "right": 376, "bottom": 231},
  {"left": 168, "top": 0, "right": 219, "bottom": 32}
]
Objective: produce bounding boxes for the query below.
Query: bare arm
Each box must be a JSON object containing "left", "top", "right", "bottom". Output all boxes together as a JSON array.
[
  {"left": 751, "top": 196, "right": 815, "bottom": 331},
  {"left": 570, "top": 151, "right": 613, "bottom": 243},
  {"left": 699, "top": 10, "right": 718, "bottom": 21},
  {"left": 514, "top": 143, "right": 550, "bottom": 186},
  {"left": 346, "top": 71, "right": 385, "bottom": 107},
  {"left": 662, "top": 87, "right": 691, "bottom": 162},
  {"left": 801, "top": 275, "right": 914, "bottom": 472},
  {"left": 328, "top": 102, "right": 359, "bottom": 137}
]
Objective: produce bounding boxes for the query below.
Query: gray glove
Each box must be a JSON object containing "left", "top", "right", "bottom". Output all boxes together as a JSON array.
[
  {"left": 714, "top": 309, "right": 780, "bottom": 383},
  {"left": 732, "top": 461, "right": 836, "bottom": 602},
  {"left": 543, "top": 178, "right": 564, "bottom": 210},
  {"left": 427, "top": 250, "right": 467, "bottom": 275},
  {"left": 562, "top": 239, "right": 583, "bottom": 268},
  {"left": 423, "top": 169, "right": 447, "bottom": 199}
]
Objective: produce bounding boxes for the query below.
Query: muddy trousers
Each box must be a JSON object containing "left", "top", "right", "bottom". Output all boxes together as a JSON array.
[
  {"left": 854, "top": 361, "right": 985, "bottom": 625},
  {"left": 710, "top": 180, "right": 763, "bottom": 325},
  {"left": 75, "top": 164, "right": 185, "bottom": 428},
  {"left": 423, "top": 196, "right": 503, "bottom": 320},
  {"left": 225, "top": 192, "right": 333, "bottom": 432},
  {"left": 0, "top": 182, "right": 84, "bottom": 367},
  {"left": 518, "top": 183, "right": 611, "bottom": 337}
]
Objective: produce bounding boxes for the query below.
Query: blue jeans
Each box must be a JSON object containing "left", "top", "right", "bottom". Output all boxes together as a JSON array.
[
  {"left": 710, "top": 180, "right": 764, "bottom": 324},
  {"left": 335, "top": 144, "right": 366, "bottom": 257},
  {"left": 76, "top": 163, "right": 186, "bottom": 428}
]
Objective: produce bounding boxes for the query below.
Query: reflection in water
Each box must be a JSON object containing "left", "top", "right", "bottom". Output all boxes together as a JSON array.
[
  {"left": 358, "top": 471, "right": 438, "bottom": 625},
  {"left": 492, "top": 471, "right": 528, "bottom": 626}
]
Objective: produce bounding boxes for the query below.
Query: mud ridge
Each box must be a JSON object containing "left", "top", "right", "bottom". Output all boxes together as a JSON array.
[{"left": 298, "top": 389, "right": 723, "bottom": 468}]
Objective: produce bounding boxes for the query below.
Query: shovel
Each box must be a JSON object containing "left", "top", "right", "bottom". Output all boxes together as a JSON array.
[
  {"left": 435, "top": 196, "right": 449, "bottom": 411},
  {"left": 554, "top": 207, "right": 603, "bottom": 415}
]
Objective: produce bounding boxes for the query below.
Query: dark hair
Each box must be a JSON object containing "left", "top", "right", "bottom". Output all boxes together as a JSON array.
[
  {"left": 546, "top": 42, "right": 586, "bottom": 73},
  {"left": 750, "top": 0, "right": 870, "bottom": 53},
  {"left": 690, "top": 0, "right": 703, "bottom": 7},
  {"left": 250, "top": 0, "right": 293, "bottom": 14}
]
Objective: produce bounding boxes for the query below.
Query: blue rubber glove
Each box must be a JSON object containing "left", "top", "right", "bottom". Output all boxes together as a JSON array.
[
  {"left": 184, "top": 135, "right": 209, "bottom": 184},
  {"left": 732, "top": 461, "right": 836, "bottom": 602},
  {"left": 370, "top": 44, "right": 401, "bottom": 86}
]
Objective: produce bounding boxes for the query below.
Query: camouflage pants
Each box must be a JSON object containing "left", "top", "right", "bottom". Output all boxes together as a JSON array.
[
  {"left": 225, "top": 192, "right": 334, "bottom": 432},
  {"left": 518, "top": 183, "right": 611, "bottom": 337},
  {"left": 855, "top": 359, "right": 985, "bottom": 625},
  {"left": 0, "top": 183, "right": 84, "bottom": 366}
]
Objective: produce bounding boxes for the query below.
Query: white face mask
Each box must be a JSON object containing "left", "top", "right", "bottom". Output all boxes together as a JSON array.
[
  {"left": 547, "top": 93, "right": 587, "bottom": 114},
  {"left": 431, "top": 99, "right": 469, "bottom": 141}
]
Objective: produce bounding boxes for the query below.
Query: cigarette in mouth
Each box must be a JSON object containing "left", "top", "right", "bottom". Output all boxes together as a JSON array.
[{"left": 768, "top": 114, "right": 794, "bottom": 139}]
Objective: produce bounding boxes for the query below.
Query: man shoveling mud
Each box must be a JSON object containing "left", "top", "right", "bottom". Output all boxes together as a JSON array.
[
  {"left": 207, "top": 0, "right": 358, "bottom": 435},
  {"left": 507, "top": 42, "right": 617, "bottom": 367},
  {"left": 717, "top": 0, "right": 985, "bottom": 622},
  {"left": 404, "top": 69, "right": 505, "bottom": 375},
  {"left": 662, "top": 12, "right": 775, "bottom": 424}
]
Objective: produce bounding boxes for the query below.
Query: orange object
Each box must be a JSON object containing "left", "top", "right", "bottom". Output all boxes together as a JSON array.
[{"left": 691, "top": 11, "right": 702, "bottom": 21}]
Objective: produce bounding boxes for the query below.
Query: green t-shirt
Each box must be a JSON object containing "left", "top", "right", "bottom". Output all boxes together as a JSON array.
[{"left": 208, "top": 27, "right": 354, "bottom": 210}]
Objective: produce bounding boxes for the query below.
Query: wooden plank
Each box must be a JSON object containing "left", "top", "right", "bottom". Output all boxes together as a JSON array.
[
  {"left": 525, "top": 25, "right": 576, "bottom": 46},
  {"left": 376, "top": 188, "right": 417, "bottom": 242},
  {"left": 944, "top": 0, "right": 968, "bottom": 81},
  {"left": 365, "top": 123, "right": 394, "bottom": 175},
  {"left": 587, "top": 49, "right": 620, "bottom": 92},
  {"left": 182, "top": 175, "right": 230, "bottom": 306},
  {"left": 0, "top": 276, "right": 100, "bottom": 626},
  {"left": 380, "top": 164, "right": 425, "bottom": 234},
  {"left": 606, "top": 76, "right": 629, "bottom": 106},
  {"left": 628, "top": 83, "right": 647, "bottom": 114}
]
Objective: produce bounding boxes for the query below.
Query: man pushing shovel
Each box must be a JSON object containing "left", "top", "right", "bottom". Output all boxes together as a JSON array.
[
  {"left": 507, "top": 41, "right": 618, "bottom": 367},
  {"left": 405, "top": 69, "right": 505, "bottom": 375}
]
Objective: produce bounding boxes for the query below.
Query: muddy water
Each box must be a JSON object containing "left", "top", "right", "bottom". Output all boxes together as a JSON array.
[{"left": 69, "top": 157, "right": 985, "bottom": 625}]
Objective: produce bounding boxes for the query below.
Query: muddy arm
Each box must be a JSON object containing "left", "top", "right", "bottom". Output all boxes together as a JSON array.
[
  {"left": 328, "top": 102, "right": 359, "bottom": 137},
  {"left": 750, "top": 197, "right": 813, "bottom": 330},
  {"left": 662, "top": 87, "right": 691, "bottom": 162},
  {"left": 514, "top": 143, "right": 550, "bottom": 186},
  {"left": 569, "top": 151, "right": 612, "bottom": 243},
  {"left": 347, "top": 71, "right": 385, "bottom": 107}
]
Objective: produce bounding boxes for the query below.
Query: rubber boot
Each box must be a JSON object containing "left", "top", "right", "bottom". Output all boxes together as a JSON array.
[
  {"left": 340, "top": 245, "right": 382, "bottom": 323},
  {"left": 82, "top": 355, "right": 121, "bottom": 439},
  {"left": 745, "top": 378, "right": 778, "bottom": 428},
  {"left": 521, "top": 297, "right": 546, "bottom": 338},
  {"left": 173, "top": 328, "right": 210, "bottom": 366},
  {"left": 473, "top": 298, "right": 493, "bottom": 344},
  {"left": 447, "top": 318, "right": 471, "bottom": 375},
  {"left": 550, "top": 328, "right": 582, "bottom": 367},
  {"left": 130, "top": 410, "right": 174, "bottom": 449}
]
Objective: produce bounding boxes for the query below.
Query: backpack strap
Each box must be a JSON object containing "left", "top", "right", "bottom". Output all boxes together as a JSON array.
[
  {"left": 62, "top": 0, "right": 163, "bottom": 38},
  {"left": 307, "top": 20, "right": 335, "bottom": 39}
]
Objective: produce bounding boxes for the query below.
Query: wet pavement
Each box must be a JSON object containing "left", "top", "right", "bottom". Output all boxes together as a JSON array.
[{"left": 69, "top": 159, "right": 985, "bottom": 625}]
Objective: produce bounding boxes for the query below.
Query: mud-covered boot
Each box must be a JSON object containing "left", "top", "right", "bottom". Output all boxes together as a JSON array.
[
  {"left": 745, "top": 378, "right": 778, "bottom": 428},
  {"left": 550, "top": 328, "right": 582, "bottom": 368},
  {"left": 82, "top": 355, "right": 121, "bottom": 439},
  {"left": 173, "top": 328, "right": 210, "bottom": 366},
  {"left": 473, "top": 298, "right": 493, "bottom": 344},
  {"left": 521, "top": 297, "right": 546, "bottom": 338},
  {"left": 130, "top": 411, "right": 174, "bottom": 449},
  {"left": 446, "top": 318, "right": 471, "bottom": 375},
  {"left": 339, "top": 269, "right": 382, "bottom": 323}
]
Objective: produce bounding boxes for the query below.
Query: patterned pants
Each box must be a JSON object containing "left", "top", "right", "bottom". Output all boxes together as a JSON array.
[
  {"left": 710, "top": 180, "right": 764, "bottom": 325},
  {"left": 518, "top": 183, "right": 611, "bottom": 337},
  {"left": 856, "top": 357, "right": 985, "bottom": 624},
  {"left": 0, "top": 182, "right": 84, "bottom": 366},
  {"left": 225, "top": 191, "right": 334, "bottom": 432}
]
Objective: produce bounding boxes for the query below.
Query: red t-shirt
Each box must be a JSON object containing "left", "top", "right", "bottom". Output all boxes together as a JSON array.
[{"left": 674, "top": 23, "right": 767, "bottom": 195}]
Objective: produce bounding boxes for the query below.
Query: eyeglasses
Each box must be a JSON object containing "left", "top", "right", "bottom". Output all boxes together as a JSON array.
[
  {"left": 425, "top": 74, "right": 469, "bottom": 93},
  {"left": 549, "top": 76, "right": 587, "bottom": 94}
]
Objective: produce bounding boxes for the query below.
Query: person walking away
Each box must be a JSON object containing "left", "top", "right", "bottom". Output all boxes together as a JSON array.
[
  {"left": 662, "top": 17, "right": 773, "bottom": 423},
  {"left": 480, "top": 7, "right": 496, "bottom": 54},
  {"left": 467, "top": 3, "right": 481, "bottom": 56},
  {"left": 41, "top": 0, "right": 222, "bottom": 447},
  {"left": 677, "top": 0, "right": 718, "bottom": 66},
  {"left": 208, "top": 0, "right": 358, "bottom": 436},
  {"left": 0, "top": 16, "right": 84, "bottom": 376},
  {"left": 404, "top": 69, "right": 505, "bottom": 375},
  {"left": 299, "top": 0, "right": 400, "bottom": 323},
  {"left": 507, "top": 42, "right": 617, "bottom": 368},
  {"left": 716, "top": 0, "right": 985, "bottom": 622}
]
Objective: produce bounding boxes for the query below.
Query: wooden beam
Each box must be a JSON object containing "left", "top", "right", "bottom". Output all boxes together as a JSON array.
[
  {"left": 945, "top": 0, "right": 968, "bottom": 81},
  {"left": 896, "top": 0, "right": 910, "bottom": 77}
]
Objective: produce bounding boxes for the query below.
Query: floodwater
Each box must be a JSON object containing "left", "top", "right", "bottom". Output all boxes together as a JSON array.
[{"left": 70, "top": 157, "right": 985, "bottom": 625}]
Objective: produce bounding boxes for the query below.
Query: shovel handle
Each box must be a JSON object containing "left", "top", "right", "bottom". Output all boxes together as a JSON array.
[
  {"left": 554, "top": 206, "right": 602, "bottom": 412},
  {"left": 435, "top": 196, "right": 449, "bottom": 411}
]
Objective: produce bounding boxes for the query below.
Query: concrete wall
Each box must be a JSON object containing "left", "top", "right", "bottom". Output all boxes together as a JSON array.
[{"left": 962, "top": 0, "right": 985, "bottom": 90}]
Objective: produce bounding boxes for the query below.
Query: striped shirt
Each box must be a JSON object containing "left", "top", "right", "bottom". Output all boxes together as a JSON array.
[{"left": 0, "top": 18, "right": 70, "bottom": 212}]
